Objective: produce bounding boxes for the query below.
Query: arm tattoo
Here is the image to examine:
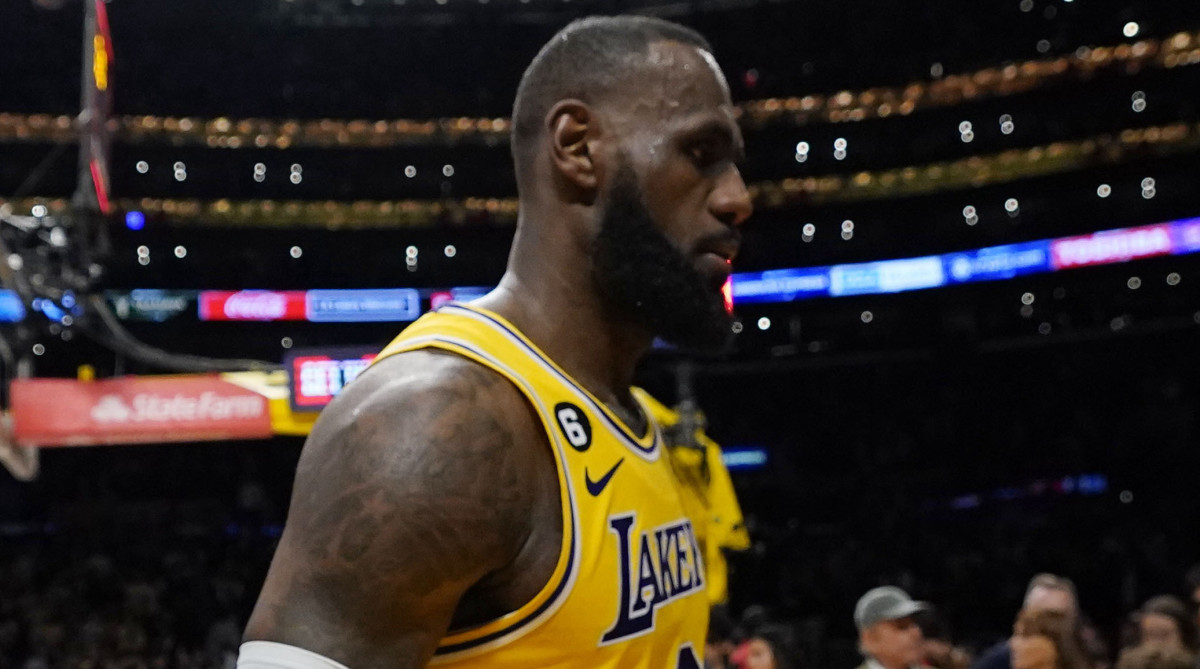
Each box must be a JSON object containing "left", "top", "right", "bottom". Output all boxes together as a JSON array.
[{"left": 245, "top": 351, "right": 542, "bottom": 669}]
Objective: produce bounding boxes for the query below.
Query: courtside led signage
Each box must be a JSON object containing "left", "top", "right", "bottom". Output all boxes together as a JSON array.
[{"left": 285, "top": 346, "right": 379, "bottom": 411}]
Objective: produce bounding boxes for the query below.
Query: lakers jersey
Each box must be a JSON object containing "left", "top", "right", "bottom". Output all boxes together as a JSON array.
[{"left": 374, "top": 303, "right": 709, "bottom": 669}]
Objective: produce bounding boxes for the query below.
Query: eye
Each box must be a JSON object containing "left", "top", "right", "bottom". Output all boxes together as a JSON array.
[{"left": 688, "top": 140, "right": 719, "bottom": 168}]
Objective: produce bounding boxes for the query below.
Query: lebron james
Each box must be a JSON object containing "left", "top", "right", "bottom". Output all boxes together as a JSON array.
[{"left": 241, "top": 15, "right": 752, "bottom": 669}]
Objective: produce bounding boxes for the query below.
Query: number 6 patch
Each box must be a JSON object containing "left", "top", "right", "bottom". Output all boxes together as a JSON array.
[{"left": 554, "top": 402, "right": 592, "bottom": 451}]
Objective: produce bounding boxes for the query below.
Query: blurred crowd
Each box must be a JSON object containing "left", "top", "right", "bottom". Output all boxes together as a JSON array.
[
  {"left": 708, "top": 569, "right": 1200, "bottom": 669},
  {"left": 0, "top": 510, "right": 1195, "bottom": 669},
  {"left": 0, "top": 333, "right": 1193, "bottom": 668},
  {"left": 0, "top": 532, "right": 272, "bottom": 669}
]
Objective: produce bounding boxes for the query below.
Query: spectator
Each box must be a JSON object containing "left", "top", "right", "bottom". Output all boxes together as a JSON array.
[
  {"left": 915, "top": 609, "right": 972, "bottom": 669},
  {"left": 1115, "top": 644, "right": 1197, "bottom": 669},
  {"left": 740, "top": 624, "right": 801, "bottom": 669},
  {"left": 1010, "top": 608, "right": 1090, "bottom": 669},
  {"left": 1080, "top": 618, "right": 1113, "bottom": 669},
  {"left": 854, "top": 586, "right": 929, "bottom": 669},
  {"left": 707, "top": 605, "right": 738, "bottom": 669},
  {"left": 1186, "top": 566, "right": 1200, "bottom": 634},
  {"left": 975, "top": 574, "right": 1080, "bottom": 669},
  {"left": 1131, "top": 596, "right": 1199, "bottom": 653}
]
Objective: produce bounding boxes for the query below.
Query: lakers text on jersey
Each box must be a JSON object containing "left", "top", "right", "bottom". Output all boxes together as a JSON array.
[{"left": 372, "top": 303, "right": 709, "bottom": 669}]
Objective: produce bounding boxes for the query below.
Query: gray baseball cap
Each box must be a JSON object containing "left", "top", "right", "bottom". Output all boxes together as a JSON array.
[{"left": 854, "top": 586, "right": 930, "bottom": 631}]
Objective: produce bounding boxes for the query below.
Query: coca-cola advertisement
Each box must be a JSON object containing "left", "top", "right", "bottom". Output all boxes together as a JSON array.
[
  {"left": 10, "top": 375, "right": 274, "bottom": 447},
  {"left": 197, "top": 290, "right": 307, "bottom": 321}
]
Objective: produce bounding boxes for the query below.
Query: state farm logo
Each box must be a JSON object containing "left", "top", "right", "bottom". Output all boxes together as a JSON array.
[
  {"left": 89, "top": 392, "right": 264, "bottom": 423},
  {"left": 91, "top": 395, "right": 132, "bottom": 422},
  {"left": 223, "top": 291, "right": 287, "bottom": 320}
]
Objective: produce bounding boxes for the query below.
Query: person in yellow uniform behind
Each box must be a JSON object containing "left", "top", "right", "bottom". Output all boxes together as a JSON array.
[{"left": 240, "top": 14, "right": 752, "bottom": 669}]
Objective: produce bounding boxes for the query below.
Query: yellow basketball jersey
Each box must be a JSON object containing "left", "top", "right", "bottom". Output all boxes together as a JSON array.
[{"left": 373, "top": 303, "right": 709, "bottom": 669}]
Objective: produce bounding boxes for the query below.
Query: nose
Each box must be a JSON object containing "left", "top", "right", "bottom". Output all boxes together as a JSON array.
[{"left": 710, "top": 164, "right": 753, "bottom": 228}]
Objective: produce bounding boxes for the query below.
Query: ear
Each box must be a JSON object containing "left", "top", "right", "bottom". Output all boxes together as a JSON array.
[
  {"left": 546, "top": 99, "right": 599, "bottom": 197},
  {"left": 860, "top": 628, "right": 876, "bottom": 656}
]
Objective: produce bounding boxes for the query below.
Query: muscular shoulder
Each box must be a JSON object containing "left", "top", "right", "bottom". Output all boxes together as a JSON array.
[
  {"left": 301, "top": 348, "right": 539, "bottom": 491},
  {"left": 294, "top": 348, "right": 543, "bottom": 568},
  {"left": 297, "top": 349, "right": 541, "bottom": 531},
  {"left": 245, "top": 350, "right": 547, "bottom": 667}
]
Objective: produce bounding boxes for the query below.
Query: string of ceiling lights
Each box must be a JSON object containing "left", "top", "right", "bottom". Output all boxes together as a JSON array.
[
  {"left": 0, "top": 29, "right": 1197, "bottom": 149},
  {"left": 4, "top": 119, "right": 1194, "bottom": 229}
]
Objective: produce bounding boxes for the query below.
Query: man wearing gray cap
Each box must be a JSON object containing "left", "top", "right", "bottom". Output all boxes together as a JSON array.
[{"left": 854, "top": 586, "right": 930, "bottom": 669}]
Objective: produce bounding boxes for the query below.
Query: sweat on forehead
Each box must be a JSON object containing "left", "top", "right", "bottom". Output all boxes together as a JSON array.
[{"left": 626, "top": 42, "right": 731, "bottom": 116}]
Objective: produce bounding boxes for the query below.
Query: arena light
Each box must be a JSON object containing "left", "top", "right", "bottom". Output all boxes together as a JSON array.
[
  {"left": 731, "top": 215, "right": 1200, "bottom": 304},
  {"left": 5, "top": 215, "right": 1196, "bottom": 329},
  {"left": 0, "top": 292, "right": 25, "bottom": 323},
  {"left": 89, "top": 160, "right": 111, "bottom": 214},
  {"left": 125, "top": 211, "right": 145, "bottom": 230},
  {"left": 1132, "top": 91, "right": 1147, "bottom": 112},
  {"left": 721, "top": 447, "right": 768, "bottom": 471},
  {"left": 3, "top": 29, "right": 1195, "bottom": 154},
  {"left": 7, "top": 119, "right": 1196, "bottom": 230}
]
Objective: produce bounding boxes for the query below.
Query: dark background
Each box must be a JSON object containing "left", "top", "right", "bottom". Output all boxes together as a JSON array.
[{"left": 0, "top": 0, "right": 1198, "bottom": 667}]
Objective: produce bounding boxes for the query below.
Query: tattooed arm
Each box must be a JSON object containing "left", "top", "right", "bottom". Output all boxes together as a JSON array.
[{"left": 243, "top": 350, "right": 555, "bottom": 669}]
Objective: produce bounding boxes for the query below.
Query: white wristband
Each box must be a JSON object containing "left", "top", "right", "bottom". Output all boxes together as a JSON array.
[{"left": 238, "top": 641, "right": 352, "bottom": 669}]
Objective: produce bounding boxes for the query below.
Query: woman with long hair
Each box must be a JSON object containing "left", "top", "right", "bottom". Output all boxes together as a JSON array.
[{"left": 1010, "top": 608, "right": 1091, "bottom": 669}]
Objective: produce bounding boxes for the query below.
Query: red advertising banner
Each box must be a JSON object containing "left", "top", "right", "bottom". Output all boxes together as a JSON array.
[
  {"left": 10, "top": 376, "right": 273, "bottom": 447},
  {"left": 197, "top": 290, "right": 307, "bottom": 321}
]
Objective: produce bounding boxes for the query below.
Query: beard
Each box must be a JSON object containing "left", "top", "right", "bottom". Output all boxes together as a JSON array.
[{"left": 591, "top": 166, "right": 735, "bottom": 353}]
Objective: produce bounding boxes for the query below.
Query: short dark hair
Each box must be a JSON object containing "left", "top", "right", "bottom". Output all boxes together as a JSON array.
[
  {"left": 749, "top": 623, "right": 801, "bottom": 669},
  {"left": 914, "top": 608, "right": 952, "bottom": 642},
  {"left": 511, "top": 15, "right": 712, "bottom": 179},
  {"left": 1185, "top": 563, "right": 1200, "bottom": 592},
  {"left": 1140, "top": 595, "right": 1199, "bottom": 651}
]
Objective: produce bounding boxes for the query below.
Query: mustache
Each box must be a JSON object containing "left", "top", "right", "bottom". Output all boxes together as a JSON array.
[{"left": 694, "top": 229, "right": 742, "bottom": 254}]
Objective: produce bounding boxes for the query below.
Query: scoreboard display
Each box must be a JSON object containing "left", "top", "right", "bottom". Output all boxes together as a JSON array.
[{"left": 284, "top": 346, "right": 379, "bottom": 411}]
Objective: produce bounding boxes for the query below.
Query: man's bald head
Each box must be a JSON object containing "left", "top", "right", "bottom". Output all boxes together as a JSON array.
[
  {"left": 1024, "top": 573, "right": 1079, "bottom": 623},
  {"left": 511, "top": 15, "right": 713, "bottom": 182}
]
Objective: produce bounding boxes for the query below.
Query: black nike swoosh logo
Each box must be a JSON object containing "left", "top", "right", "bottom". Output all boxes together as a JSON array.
[{"left": 585, "top": 458, "right": 624, "bottom": 496}]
